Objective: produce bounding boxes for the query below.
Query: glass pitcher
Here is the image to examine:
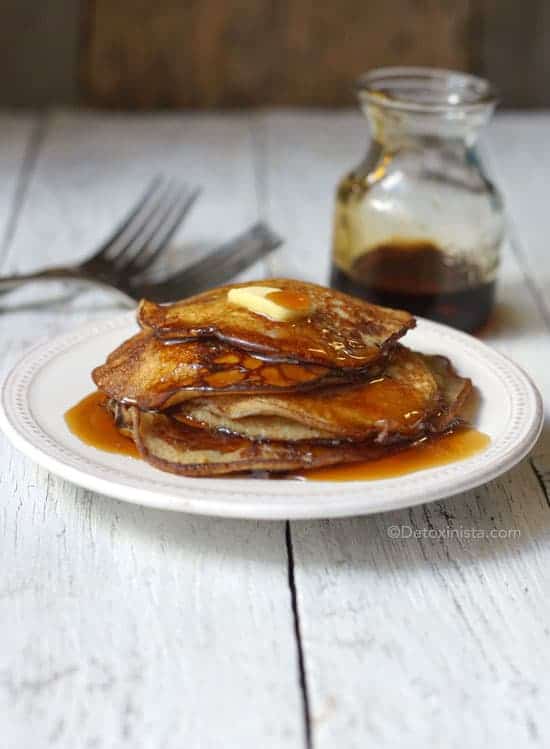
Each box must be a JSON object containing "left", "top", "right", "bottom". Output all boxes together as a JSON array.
[{"left": 331, "top": 67, "right": 504, "bottom": 332}]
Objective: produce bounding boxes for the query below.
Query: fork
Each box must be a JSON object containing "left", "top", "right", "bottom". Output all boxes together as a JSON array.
[
  {"left": 0, "top": 177, "right": 282, "bottom": 305},
  {"left": 133, "top": 222, "right": 282, "bottom": 302}
]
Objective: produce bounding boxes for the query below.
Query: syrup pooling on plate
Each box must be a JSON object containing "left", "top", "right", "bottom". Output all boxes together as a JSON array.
[
  {"left": 297, "top": 428, "right": 490, "bottom": 481},
  {"left": 65, "top": 391, "right": 139, "bottom": 458},
  {"left": 64, "top": 392, "right": 490, "bottom": 481}
]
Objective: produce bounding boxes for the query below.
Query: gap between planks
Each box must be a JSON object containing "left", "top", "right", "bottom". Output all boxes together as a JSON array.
[{"left": 286, "top": 521, "right": 313, "bottom": 749}]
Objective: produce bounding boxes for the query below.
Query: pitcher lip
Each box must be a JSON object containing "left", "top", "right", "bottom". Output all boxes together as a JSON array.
[{"left": 355, "top": 67, "right": 498, "bottom": 113}]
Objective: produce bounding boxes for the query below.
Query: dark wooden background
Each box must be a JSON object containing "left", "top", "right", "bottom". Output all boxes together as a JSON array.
[{"left": 1, "top": 0, "right": 549, "bottom": 108}]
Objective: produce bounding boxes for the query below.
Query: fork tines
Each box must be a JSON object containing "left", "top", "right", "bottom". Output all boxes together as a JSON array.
[{"left": 87, "top": 177, "right": 200, "bottom": 277}]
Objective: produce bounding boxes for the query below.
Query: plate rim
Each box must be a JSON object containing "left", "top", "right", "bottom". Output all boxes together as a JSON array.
[{"left": 0, "top": 312, "right": 544, "bottom": 520}]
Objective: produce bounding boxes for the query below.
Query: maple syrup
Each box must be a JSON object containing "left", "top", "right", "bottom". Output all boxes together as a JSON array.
[
  {"left": 331, "top": 241, "right": 495, "bottom": 333},
  {"left": 65, "top": 391, "right": 139, "bottom": 458},
  {"left": 296, "top": 427, "right": 490, "bottom": 481},
  {"left": 66, "top": 393, "right": 489, "bottom": 482},
  {"left": 331, "top": 68, "right": 504, "bottom": 333}
]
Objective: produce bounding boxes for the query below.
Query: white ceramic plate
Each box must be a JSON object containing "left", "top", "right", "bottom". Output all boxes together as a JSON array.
[{"left": 0, "top": 312, "right": 543, "bottom": 519}]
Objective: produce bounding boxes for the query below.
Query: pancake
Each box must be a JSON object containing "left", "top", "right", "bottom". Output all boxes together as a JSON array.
[
  {"left": 422, "top": 353, "right": 474, "bottom": 430},
  {"left": 106, "top": 348, "right": 472, "bottom": 476},
  {"left": 171, "top": 347, "right": 471, "bottom": 444},
  {"left": 92, "top": 331, "right": 356, "bottom": 410},
  {"left": 128, "top": 406, "right": 404, "bottom": 476},
  {"left": 138, "top": 278, "right": 414, "bottom": 370},
  {"left": 174, "top": 410, "right": 338, "bottom": 442}
]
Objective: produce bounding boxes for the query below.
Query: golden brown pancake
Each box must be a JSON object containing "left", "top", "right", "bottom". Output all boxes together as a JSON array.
[
  {"left": 107, "top": 349, "right": 472, "bottom": 476},
  {"left": 422, "top": 353, "right": 474, "bottom": 430},
  {"left": 171, "top": 348, "right": 470, "bottom": 444},
  {"left": 129, "top": 407, "right": 403, "bottom": 476},
  {"left": 173, "top": 410, "right": 338, "bottom": 442},
  {"left": 92, "top": 331, "right": 368, "bottom": 411},
  {"left": 138, "top": 278, "right": 414, "bottom": 370}
]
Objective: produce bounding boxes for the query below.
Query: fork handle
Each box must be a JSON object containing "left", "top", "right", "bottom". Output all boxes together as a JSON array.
[
  {"left": 0, "top": 266, "right": 83, "bottom": 292},
  {"left": 0, "top": 266, "right": 136, "bottom": 307}
]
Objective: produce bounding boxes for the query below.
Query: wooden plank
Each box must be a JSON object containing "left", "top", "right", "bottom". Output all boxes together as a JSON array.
[
  {"left": 0, "top": 115, "right": 37, "bottom": 257},
  {"left": 0, "top": 2, "right": 79, "bottom": 106},
  {"left": 0, "top": 112, "right": 303, "bottom": 748},
  {"left": 1, "top": 0, "right": 549, "bottom": 109},
  {"left": 484, "top": 111, "right": 550, "bottom": 513},
  {"left": 261, "top": 111, "right": 550, "bottom": 747},
  {"left": 485, "top": 113, "right": 550, "bottom": 327},
  {"left": 81, "top": 1, "right": 470, "bottom": 109},
  {"left": 477, "top": 0, "right": 550, "bottom": 108},
  {"left": 291, "top": 461, "right": 550, "bottom": 748}
]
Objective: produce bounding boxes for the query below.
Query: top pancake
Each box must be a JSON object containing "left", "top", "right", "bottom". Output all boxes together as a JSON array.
[{"left": 138, "top": 279, "right": 414, "bottom": 370}]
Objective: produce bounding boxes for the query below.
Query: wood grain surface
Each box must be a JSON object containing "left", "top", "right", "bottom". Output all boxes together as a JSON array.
[
  {"left": 81, "top": 0, "right": 471, "bottom": 108},
  {"left": 0, "top": 110, "right": 549, "bottom": 748},
  {"left": 79, "top": 1, "right": 550, "bottom": 109},
  {"left": 2, "top": 2, "right": 550, "bottom": 108}
]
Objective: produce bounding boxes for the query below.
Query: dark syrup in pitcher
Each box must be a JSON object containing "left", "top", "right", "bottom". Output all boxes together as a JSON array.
[{"left": 331, "top": 240, "right": 495, "bottom": 333}]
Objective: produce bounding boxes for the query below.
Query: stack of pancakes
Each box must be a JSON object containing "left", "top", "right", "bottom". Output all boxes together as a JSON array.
[{"left": 92, "top": 279, "right": 472, "bottom": 476}]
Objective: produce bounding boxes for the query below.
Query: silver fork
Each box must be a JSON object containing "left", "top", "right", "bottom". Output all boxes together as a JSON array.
[
  {"left": 133, "top": 222, "right": 282, "bottom": 302},
  {"left": 0, "top": 177, "right": 282, "bottom": 305}
]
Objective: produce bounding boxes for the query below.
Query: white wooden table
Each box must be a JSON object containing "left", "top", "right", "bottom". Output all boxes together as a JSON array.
[{"left": 0, "top": 111, "right": 549, "bottom": 749}]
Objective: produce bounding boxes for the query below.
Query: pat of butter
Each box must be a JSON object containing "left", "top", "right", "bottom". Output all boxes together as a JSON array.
[{"left": 227, "top": 286, "right": 311, "bottom": 322}]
